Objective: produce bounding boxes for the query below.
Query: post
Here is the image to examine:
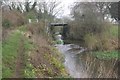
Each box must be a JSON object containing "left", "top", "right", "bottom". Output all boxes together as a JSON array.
[{"left": 28, "top": 19, "right": 31, "bottom": 23}]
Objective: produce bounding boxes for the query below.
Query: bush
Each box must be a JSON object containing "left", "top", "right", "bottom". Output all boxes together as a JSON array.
[
  {"left": 2, "top": 19, "right": 11, "bottom": 28},
  {"left": 96, "top": 33, "right": 113, "bottom": 51},
  {"left": 84, "top": 32, "right": 113, "bottom": 51},
  {"left": 84, "top": 34, "right": 97, "bottom": 50},
  {"left": 2, "top": 10, "right": 26, "bottom": 28},
  {"left": 26, "top": 11, "right": 37, "bottom": 19},
  {"left": 26, "top": 22, "right": 45, "bottom": 35}
]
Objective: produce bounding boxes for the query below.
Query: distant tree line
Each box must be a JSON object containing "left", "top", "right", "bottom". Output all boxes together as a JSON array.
[{"left": 1, "top": 0, "right": 63, "bottom": 23}]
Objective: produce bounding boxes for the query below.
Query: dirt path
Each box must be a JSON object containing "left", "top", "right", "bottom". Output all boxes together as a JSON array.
[{"left": 13, "top": 36, "right": 25, "bottom": 78}]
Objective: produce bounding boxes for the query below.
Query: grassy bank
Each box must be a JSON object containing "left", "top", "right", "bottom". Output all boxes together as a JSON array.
[
  {"left": 2, "top": 24, "right": 69, "bottom": 78},
  {"left": 79, "top": 52, "right": 118, "bottom": 78},
  {"left": 92, "top": 51, "right": 118, "bottom": 60},
  {"left": 2, "top": 31, "right": 23, "bottom": 77},
  {"left": 93, "top": 25, "right": 118, "bottom": 60},
  {"left": 22, "top": 23, "right": 68, "bottom": 77},
  {"left": 66, "top": 24, "right": 118, "bottom": 60}
]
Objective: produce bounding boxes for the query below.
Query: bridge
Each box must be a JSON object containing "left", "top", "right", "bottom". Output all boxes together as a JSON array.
[
  {"left": 49, "top": 23, "right": 68, "bottom": 39},
  {"left": 50, "top": 23, "right": 68, "bottom": 26}
]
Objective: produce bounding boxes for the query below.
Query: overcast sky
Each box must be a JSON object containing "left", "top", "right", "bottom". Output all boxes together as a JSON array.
[
  {"left": 10, "top": 0, "right": 119, "bottom": 18},
  {"left": 11, "top": 0, "right": 75, "bottom": 18},
  {"left": 58, "top": 0, "right": 75, "bottom": 17}
]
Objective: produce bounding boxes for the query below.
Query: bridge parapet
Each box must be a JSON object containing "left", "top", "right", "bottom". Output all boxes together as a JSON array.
[{"left": 50, "top": 23, "right": 68, "bottom": 26}]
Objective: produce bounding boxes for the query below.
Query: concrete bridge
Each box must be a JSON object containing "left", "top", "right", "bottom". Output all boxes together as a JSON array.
[
  {"left": 50, "top": 23, "right": 68, "bottom": 26},
  {"left": 49, "top": 23, "right": 68, "bottom": 39}
]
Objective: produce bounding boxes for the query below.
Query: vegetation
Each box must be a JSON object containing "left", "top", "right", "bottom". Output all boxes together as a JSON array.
[
  {"left": 109, "top": 24, "right": 118, "bottom": 38},
  {"left": 2, "top": 31, "right": 23, "bottom": 77},
  {"left": 1, "top": 0, "right": 119, "bottom": 78},
  {"left": 2, "top": 10, "right": 69, "bottom": 77},
  {"left": 109, "top": 2, "right": 120, "bottom": 22},
  {"left": 66, "top": 2, "right": 118, "bottom": 51},
  {"left": 93, "top": 51, "right": 118, "bottom": 59},
  {"left": 2, "top": 10, "right": 26, "bottom": 28}
]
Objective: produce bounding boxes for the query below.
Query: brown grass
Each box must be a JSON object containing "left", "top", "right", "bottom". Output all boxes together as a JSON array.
[
  {"left": 26, "top": 22, "right": 45, "bottom": 35},
  {"left": 79, "top": 52, "right": 118, "bottom": 78},
  {"left": 2, "top": 10, "right": 26, "bottom": 27}
]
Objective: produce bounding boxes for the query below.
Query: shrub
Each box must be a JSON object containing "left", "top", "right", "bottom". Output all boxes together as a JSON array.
[
  {"left": 84, "top": 32, "right": 113, "bottom": 51},
  {"left": 84, "top": 34, "right": 97, "bottom": 50},
  {"left": 26, "top": 11, "right": 37, "bottom": 19},
  {"left": 97, "top": 33, "right": 113, "bottom": 51},
  {"left": 2, "top": 10, "right": 26, "bottom": 28},
  {"left": 2, "top": 19, "right": 11, "bottom": 28},
  {"left": 26, "top": 22, "right": 46, "bottom": 35}
]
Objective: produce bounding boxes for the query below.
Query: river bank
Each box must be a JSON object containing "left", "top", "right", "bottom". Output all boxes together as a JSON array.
[
  {"left": 2, "top": 25, "right": 69, "bottom": 78},
  {"left": 56, "top": 44, "right": 118, "bottom": 78}
]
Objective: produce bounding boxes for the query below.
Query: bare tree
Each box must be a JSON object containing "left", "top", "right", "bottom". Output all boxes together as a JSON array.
[
  {"left": 37, "top": 0, "right": 63, "bottom": 22},
  {"left": 94, "top": 2, "right": 111, "bottom": 21}
]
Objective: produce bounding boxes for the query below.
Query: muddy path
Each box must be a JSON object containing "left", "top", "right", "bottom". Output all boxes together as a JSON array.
[{"left": 13, "top": 36, "right": 25, "bottom": 78}]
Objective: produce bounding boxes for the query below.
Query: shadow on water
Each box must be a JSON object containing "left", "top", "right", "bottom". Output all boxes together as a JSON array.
[{"left": 55, "top": 44, "right": 118, "bottom": 78}]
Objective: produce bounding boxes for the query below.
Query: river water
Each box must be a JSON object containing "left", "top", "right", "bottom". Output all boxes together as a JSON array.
[
  {"left": 55, "top": 44, "right": 118, "bottom": 78},
  {"left": 55, "top": 44, "right": 88, "bottom": 78}
]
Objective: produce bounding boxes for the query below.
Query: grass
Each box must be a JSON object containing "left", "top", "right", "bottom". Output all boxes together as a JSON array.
[
  {"left": 19, "top": 25, "right": 36, "bottom": 77},
  {"left": 23, "top": 37, "right": 36, "bottom": 78},
  {"left": 92, "top": 50, "right": 118, "bottom": 60},
  {"left": 18, "top": 25, "right": 27, "bottom": 32},
  {"left": 24, "top": 62, "right": 35, "bottom": 78},
  {"left": 43, "top": 47, "right": 68, "bottom": 77},
  {"left": 2, "top": 26, "right": 35, "bottom": 78},
  {"left": 92, "top": 24, "right": 118, "bottom": 60},
  {"left": 2, "top": 24, "right": 68, "bottom": 78},
  {"left": 2, "top": 32, "right": 22, "bottom": 78},
  {"left": 109, "top": 24, "right": 118, "bottom": 38}
]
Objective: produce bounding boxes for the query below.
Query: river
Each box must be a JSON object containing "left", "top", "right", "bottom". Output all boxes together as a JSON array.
[
  {"left": 55, "top": 44, "right": 118, "bottom": 78},
  {"left": 55, "top": 44, "right": 88, "bottom": 78}
]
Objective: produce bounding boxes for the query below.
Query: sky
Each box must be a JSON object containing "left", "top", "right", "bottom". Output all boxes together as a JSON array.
[
  {"left": 9, "top": 0, "right": 119, "bottom": 18},
  {"left": 58, "top": 0, "right": 75, "bottom": 18},
  {"left": 10, "top": 0, "right": 76, "bottom": 18}
]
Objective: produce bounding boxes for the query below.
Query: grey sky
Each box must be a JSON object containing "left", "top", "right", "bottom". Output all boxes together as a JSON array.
[
  {"left": 59, "top": 0, "right": 75, "bottom": 17},
  {"left": 9, "top": 0, "right": 119, "bottom": 18},
  {"left": 11, "top": 0, "right": 75, "bottom": 18}
]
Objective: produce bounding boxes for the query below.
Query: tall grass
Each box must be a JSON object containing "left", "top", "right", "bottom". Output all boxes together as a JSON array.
[
  {"left": 109, "top": 24, "right": 118, "bottom": 38},
  {"left": 79, "top": 52, "right": 118, "bottom": 78}
]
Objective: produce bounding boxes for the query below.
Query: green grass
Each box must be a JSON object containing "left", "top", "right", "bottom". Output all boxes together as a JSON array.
[
  {"left": 110, "top": 25, "right": 118, "bottom": 38},
  {"left": 24, "top": 62, "right": 35, "bottom": 78},
  {"left": 92, "top": 25, "right": 118, "bottom": 60},
  {"left": 23, "top": 37, "right": 36, "bottom": 78},
  {"left": 93, "top": 50, "right": 118, "bottom": 60},
  {"left": 18, "top": 25, "right": 27, "bottom": 32},
  {"left": 2, "top": 27, "right": 35, "bottom": 78},
  {"left": 43, "top": 47, "right": 68, "bottom": 77},
  {"left": 2, "top": 32, "right": 22, "bottom": 78}
]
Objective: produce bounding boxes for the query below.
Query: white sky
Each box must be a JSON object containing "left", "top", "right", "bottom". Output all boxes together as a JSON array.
[
  {"left": 59, "top": 0, "right": 75, "bottom": 17},
  {"left": 10, "top": 0, "right": 75, "bottom": 18},
  {"left": 8, "top": 0, "right": 119, "bottom": 18}
]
